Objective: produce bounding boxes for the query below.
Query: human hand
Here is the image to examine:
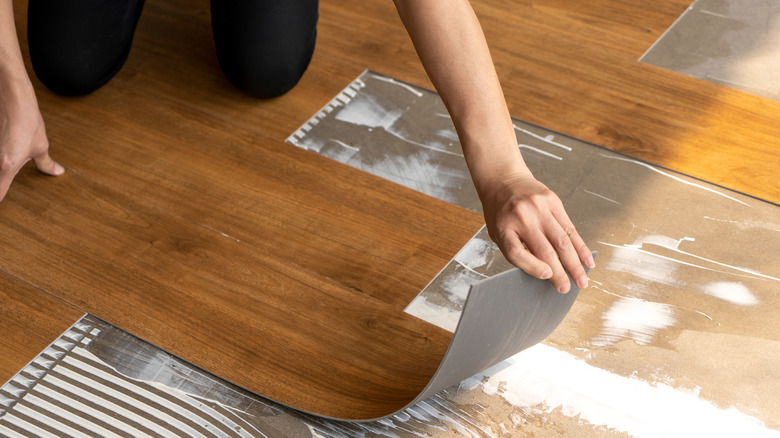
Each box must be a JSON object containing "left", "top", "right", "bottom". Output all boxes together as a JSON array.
[
  {"left": 0, "top": 92, "right": 64, "bottom": 202},
  {"left": 479, "top": 172, "right": 594, "bottom": 293}
]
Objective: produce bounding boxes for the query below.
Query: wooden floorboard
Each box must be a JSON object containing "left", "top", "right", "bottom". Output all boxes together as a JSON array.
[{"left": 0, "top": 272, "right": 83, "bottom": 385}]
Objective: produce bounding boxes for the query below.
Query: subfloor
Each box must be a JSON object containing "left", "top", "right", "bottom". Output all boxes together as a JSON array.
[{"left": 1, "top": 0, "right": 779, "bottom": 436}]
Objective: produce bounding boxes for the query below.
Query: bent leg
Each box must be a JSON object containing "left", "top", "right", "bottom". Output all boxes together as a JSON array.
[
  {"left": 211, "top": 0, "right": 318, "bottom": 98},
  {"left": 27, "top": 0, "right": 145, "bottom": 96}
]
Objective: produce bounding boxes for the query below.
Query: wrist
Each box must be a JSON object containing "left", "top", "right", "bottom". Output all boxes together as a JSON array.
[{"left": 465, "top": 143, "right": 535, "bottom": 196}]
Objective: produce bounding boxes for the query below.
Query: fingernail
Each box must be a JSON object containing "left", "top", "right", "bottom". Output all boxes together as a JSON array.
[
  {"left": 558, "top": 284, "right": 570, "bottom": 294},
  {"left": 541, "top": 268, "right": 552, "bottom": 279},
  {"left": 577, "top": 275, "right": 588, "bottom": 289},
  {"left": 587, "top": 255, "right": 595, "bottom": 268}
]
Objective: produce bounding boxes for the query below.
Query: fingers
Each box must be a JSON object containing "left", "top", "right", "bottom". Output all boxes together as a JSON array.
[
  {"left": 546, "top": 224, "right": 588, "bottom": 293},
  {"left": 520, "top": 227, "right": 577, "bottom": 294},
  {"left": 500, "top": 232, "right": 553, "bottom": 281},
  {"left": 498, "top": 226, "right": 575, "bottom": 294},
  {"left": 497, "top": 202, "right": 593, "bottom": 294},
  {"left": 481, "top": 174, "right": 593, "bottom": 294},
  {"left": 0, "top": 171, "right": 13, "bottom": 201},
  {"left": 551, "top": 203, "right": 594, "bottom": 269},
  {"left": 33, "top": 151, "right": 65, "bottom": 176},
  {"left": 546, "top": 204, "right": 593, "bottom": 292}
]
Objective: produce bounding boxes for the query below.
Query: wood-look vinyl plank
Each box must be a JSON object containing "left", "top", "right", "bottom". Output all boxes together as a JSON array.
[
  {"left": 0, "top": 164, "right": 451, "bottom": 419},
  {"left": 0, "top": 272, "right": 83, "bottom": 384},
  {"left": 29, "top": 77, "right": 482, "bottom": 309},
  {"left": 472, "top": 4, "right": 780, "bottom": 203}
]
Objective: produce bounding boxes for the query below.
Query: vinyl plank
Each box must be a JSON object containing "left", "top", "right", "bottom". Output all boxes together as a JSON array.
[
  {"left": 27, "top": 78, "right": 482, "bottom": 309},
  {"left": 0, "top": 272, "right": 83, "bottom": 384},
  {"left": 8, "top": 0, "right": 482, "bottom": 418},
  {"left": 0, "top": 164, "right": 452, "bottom": 419}
]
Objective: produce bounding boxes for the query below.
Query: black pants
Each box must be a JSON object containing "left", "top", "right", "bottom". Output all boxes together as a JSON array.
[{"left": 27, "top": 0, "right": 318, "bottom": 98}]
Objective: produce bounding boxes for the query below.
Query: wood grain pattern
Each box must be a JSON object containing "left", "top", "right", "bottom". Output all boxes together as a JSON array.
[
  {"left": 5, "top": 0, "right": 484, "bottom": 419},
  {"left": 4, "top": 0, "right": 779, "bottom": 421},
  {"left": 0, "top": 162, "right": 457, "bottom": 419},
  {"left": 0, "top": 272, "right": 83, "bottom": 384},
  {"left": 111, "top": 0, "right": 779, "bottom": 203}
]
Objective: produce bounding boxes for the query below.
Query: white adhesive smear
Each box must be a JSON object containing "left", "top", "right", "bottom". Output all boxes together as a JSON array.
[
  {"left": 454, "top": 237, "right": 494, "bottom": 271},
  {"left": 601, "top": 235, "right": 780, "bottom": 282},
  {"left": 592, "top": 297, "right": 676, "bottom": 347},
  {"left": 605, "top": 239, "right": 682, "bottom": 286},
  {"left": 701, "top": 281, "right": 759, "bottom": 306},
  {"left": 599, "top": 154, "right": 751, "bottom": 207},
  {"left": 334, "top": 96, "right": 403, "bottom": 130},
  {"left": 462, "top": 344, "right": 780, "bottom": 438},
  {"left": 405, "top": 295, "right": 461, "bottom": 333}
]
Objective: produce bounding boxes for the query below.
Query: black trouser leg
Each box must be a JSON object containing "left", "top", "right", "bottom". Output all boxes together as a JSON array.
[
  {"left": 210, "top": 0, "right": 319, "bottom": 98},
  {"left": 28, "top": 0, "right": 146, "bottom": 96}
]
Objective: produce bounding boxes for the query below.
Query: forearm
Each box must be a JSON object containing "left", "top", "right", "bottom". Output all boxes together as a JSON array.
[
  {"left": 0, "top": 0, "right": 63, "bottom": 202},
  {"left": 0, "top": 0, "right": 35, "bottom": 104},
  {"left": 393, "top": 0, "right": 530, "bottom": 195}
]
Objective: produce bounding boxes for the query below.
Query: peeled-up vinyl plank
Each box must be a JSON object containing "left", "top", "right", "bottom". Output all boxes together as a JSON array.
[
  {"left": 0, "top": 166, "right": 453, "bottom": 419},
  {"left": 0, "top": 272, "right": 84, "bottom": 384},
  {"left": 0, "top": 269, "right": 586, "bottom": 430},
  {"left": 0, "top": 138, "right": 588, "bottom": 421}
]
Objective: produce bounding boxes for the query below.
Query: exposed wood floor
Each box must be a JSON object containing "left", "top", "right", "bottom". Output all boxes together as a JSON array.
[{"left": 2, "top": 0, "right": 779, "bottom": 421}]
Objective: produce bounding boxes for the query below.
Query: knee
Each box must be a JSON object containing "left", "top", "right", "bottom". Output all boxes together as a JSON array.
[
  {"left": 30, "top": 51, "right": 127, "bottom": 96},
  {"left": 211, "top": 0, "right": 318, "bottom": 98},
  {"left": 27, "top": 0, "right": 144, "bottom": 96},
  {"left": 216, "top": 46, "right": 315, "bottom": 98}
]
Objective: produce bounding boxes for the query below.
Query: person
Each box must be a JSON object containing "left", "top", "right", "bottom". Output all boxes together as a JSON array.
[{"left": 0, "top": 0, "right": 594, "bottom": 293}]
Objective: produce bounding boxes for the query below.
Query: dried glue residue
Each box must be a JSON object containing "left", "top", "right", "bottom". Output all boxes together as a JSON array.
[
  {"left": 701, "top": 281, "right": 758, "bottom": 306},
  {"left": 592, "top": 297, "right": 676, "bottom": 347},
  {"left": 602, "top": 235, "right": 780, "bottom": 282},
  {"left": 453, "top": 236, "right": 495, "bottom": 272},
  {"left": 461, "top": 344, "right": 780, "bottom": 438},
  {"left": 334, "top": 95, "right": 403, "bottom": 131},
  {"left": 606, "top": 241, "right": 682, "bottom": 286}
]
